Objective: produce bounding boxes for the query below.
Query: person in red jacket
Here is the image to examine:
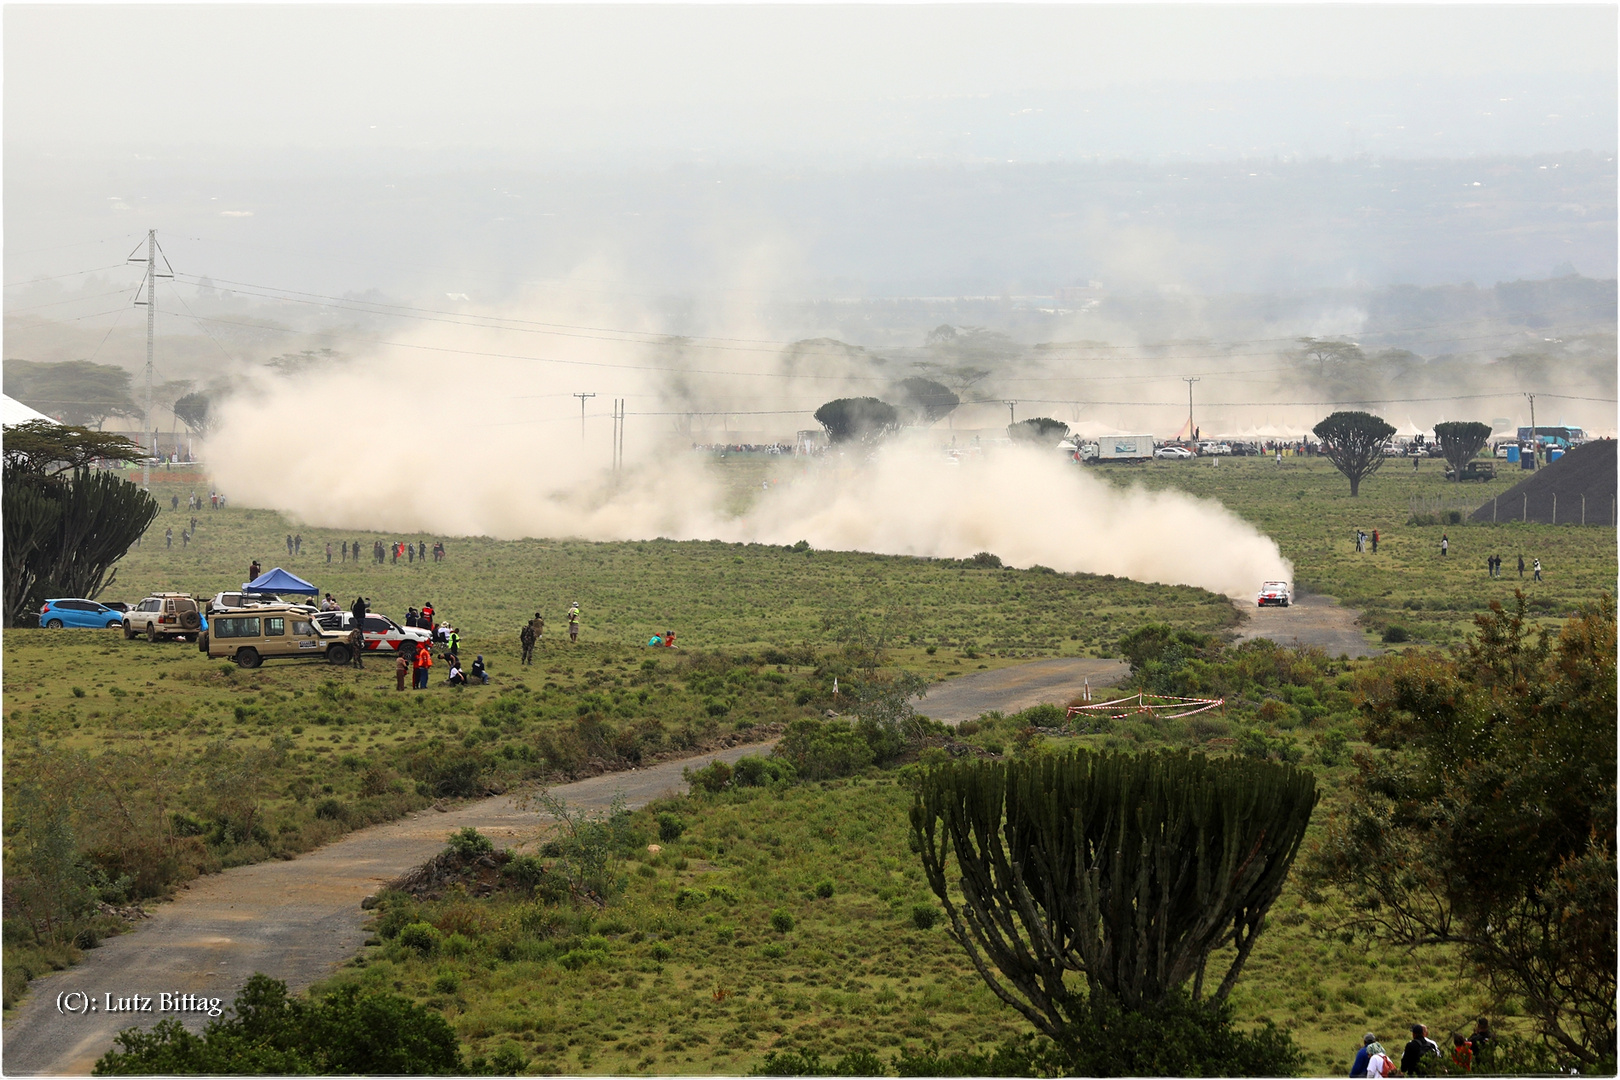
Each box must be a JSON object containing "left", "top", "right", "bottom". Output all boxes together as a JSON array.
[{"left": 413, "top": 642, "right": 433, "bottom": 690}]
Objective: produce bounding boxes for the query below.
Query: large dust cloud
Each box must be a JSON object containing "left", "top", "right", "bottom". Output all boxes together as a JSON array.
[{"left": 207, "top": 302, "right": 1292, "bottom": 600}]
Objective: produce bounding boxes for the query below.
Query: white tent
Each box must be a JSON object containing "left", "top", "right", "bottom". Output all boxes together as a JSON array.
[{"left": 2, "top": 394, "right": 57, "bottom": 426}]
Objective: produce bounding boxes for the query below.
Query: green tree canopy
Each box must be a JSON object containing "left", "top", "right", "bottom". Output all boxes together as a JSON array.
[
  {"left": 1433, "top": 420, "right": 1493, "bottom": 481},
  {"left": 911, "top": 749, "right": 1316, "bottom": 1042},
  {"left": 1306, "top": 594, "right": 1616, "bottom": 1069},
  {"left": 3, "top": 420, "right": 144, "bottom": 480},
  {"left": 812, "top": 397, "right": 900, "bottom": 445},
  {"left": 3, "top": 359, "right": 139, "bottom": 428},
  {"left": 1007, "top": 417, "right": 1070, "bottom": 443},
  {"left": 888, "top": 377, "right": 960, "bottom": 425},
  {"left": 172, "top": 392, "right": 211, "bottom": 436},
  {"left": 1312, "top": 410, "right": 1396, "bottom": 496}
]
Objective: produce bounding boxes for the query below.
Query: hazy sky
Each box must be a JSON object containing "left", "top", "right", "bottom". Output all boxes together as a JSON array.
[{"left": 7, "top": 5, "right": 1615, "bottom": 163}]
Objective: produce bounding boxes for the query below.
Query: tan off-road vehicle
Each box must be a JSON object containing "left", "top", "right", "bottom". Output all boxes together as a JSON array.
[
  {"left": 123, "top": 593, "right": 204, "bottom": 642},
  {"left": 200, "top": 604, "right": 354, "bottom": 668}
]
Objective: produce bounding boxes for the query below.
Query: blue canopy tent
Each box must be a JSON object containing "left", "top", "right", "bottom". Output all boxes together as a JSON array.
[{"left": 242, "top": 567, "right": 319, "bottom": 596}]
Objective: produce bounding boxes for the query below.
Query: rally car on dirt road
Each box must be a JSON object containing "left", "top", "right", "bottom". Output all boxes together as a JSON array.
[{"left": 1257, "top": 581, "right": 1293, "bottom": 607}]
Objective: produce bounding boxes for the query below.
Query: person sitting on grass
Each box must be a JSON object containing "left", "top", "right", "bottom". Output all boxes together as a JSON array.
[
  {"left": 471, "top": 655, "right": 488, "bottom": 685},
  {"left": 447, "top": 656, "right": 466, "bottom": 687},
  {"left": 664, "top": 630, "right": 676, "bottom": 648}
]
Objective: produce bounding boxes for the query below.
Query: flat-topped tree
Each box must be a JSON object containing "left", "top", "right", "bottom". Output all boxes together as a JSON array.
[
  {"left": 910, "top": 750, "right": 1316, "bottom": 1042},
  {"left": 1008, "top": 417, "right": 1070, "bottom": 444},
  {"left": 1433, "top": 421, "right": 1493, "bottom": 481},
  {"left": 1313, "top": 410, "right": 1396, "bottom": 496},
  {"left": 813, "top": 397, "right": 900, "bottom": 445}
]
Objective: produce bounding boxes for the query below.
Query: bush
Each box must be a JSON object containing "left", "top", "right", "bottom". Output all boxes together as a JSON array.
[
  {"left": 1381, "top": 624, "right": 1411, "bottom": 643},
  {"left": 397, "top": 922, "right": 441, "bottom": 955},
  {"left": 313, "top": 798, "right": 345, "bottom": 821},
  {"left": 815, "top": 880, "right": 835, "bottom": 899},
  {"left": 773, "top": 718, "right": 874, "bottom": 781},
  {"left": 93, "top": 973, "right": 462, "bottom": 1075},
  {"left": 656, "top": 813, "right": 685, "bottom": 842},
  {"left": 446, "top": 827, "right": 493, "bottom": 859},
  {"left": 1062, "top": 989, "right": 1304, "bottom": 1077},
  {"left": 910, "top": 904, "right": 939, "bottom": 930},
  {"left": 686, "top": 760, "right": 733, "bottom": 794},
  {"left": 732, "top": 755, "right": 796, "bottom": 787},
  {"left": 754, "top": 1048, "right": 885, "bottom": 1076},
  {"left": 769, "top": 909, "right": 795, "bottom": 933}
]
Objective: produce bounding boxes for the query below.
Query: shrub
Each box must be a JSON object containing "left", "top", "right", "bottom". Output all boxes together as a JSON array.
[
  {"left": 398, "top": 922, "right": 441, "bottom": 955},
  {"left": 649, "top": 942, "right": 672, "bottom": 961},
  {"left": 754, "top": 1048, "right": 885, "bottom": 1076},
  {"left": 1381, "top": 625, "right": 1411, "bottom": 643},
  {"left": 313, "top": 798, "right": 345, "bottom": 821},
  {"left": 732, "top": 755, "right": 796, "bottom": 787},
  {"left": 769, "top": 909, "right": 795, "bottom": 933},
  {"left": 762, "top": 943, "right": 786, "bottom": 959},
  {"left": 501, "top": 854, "right": 546, "bottom": 893},
  {"left": 687, "top": 760, "right": 733, "bottom": 793},
  {"left": 432, "top": 969, "right": 460, "bottom": 994},
  {"left": 815, "top": 880, "right": 835, "bottom": 899},
  {"left": 446, "top": 827, "right": 493, "bottom": 860},
  {"left": 910, "top": 904, "right": 939, "bottom": 930},
  {"left": 774, "top": 718, "right": 874, "bottom": 781},
  {"left": 656, "top": 813, "right": 685, "bottom": 842}
]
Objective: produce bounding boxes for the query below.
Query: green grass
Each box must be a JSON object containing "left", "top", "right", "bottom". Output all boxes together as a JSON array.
[
  {"left": 1087, "top": 456, "right": 1616, "bottom": 645},
  {"left": 329, "top": 761, "right": 1503, "bottom": 1077}
]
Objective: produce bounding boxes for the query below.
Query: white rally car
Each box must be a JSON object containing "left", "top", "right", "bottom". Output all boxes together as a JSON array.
[
  {"left": 312, "top": 611, "right": 432, "bottom": 654},
  {"left": 1257, "top": 581, "right": 1294, "bottom": 608}
]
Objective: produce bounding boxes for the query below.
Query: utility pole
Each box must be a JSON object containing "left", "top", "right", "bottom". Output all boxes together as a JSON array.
[
  {"left": 573, "top": 393, "right": 596, "bottom": 446},
  {"left": 128, "top": 229, "right": 172, "bottom": 490},
  {"left": 1524, "top": 392, "right": 1537, "bottom": 470},
  {"left": 1003, "top": 401, "right": 1018, "bottom": 425},
  {"left": 611, "top": 399, "right": 625, "bottom": 474},
  {"left": 1183, "top": 377, "right": 1201, "bottom": 441}
]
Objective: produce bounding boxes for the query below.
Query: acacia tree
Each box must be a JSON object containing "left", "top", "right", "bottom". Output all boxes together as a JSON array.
[
  {"left": 911, "top": 750, "right": 1316, "bottom": 1040},
  {"left": 1312, "top": 410, "right": 1395, "bottom": 496},
  {"left": 1433, "top": 420, "right": 1493, "bottom": 481},
  {"left": 172, "top": 392, "right": 212, "bottom": 437},
  {"left": 1306, "top": 595, "right": 1616, "bottom": 1068},
  {"left": 3, "top": 359, "right": 139, "bottom": 428},
  {"left": 812, "top": 397, "right": 900, "bottom": 444},
  {"left": 1008, "top": 417, "right": 1070, "bottom": 443}
]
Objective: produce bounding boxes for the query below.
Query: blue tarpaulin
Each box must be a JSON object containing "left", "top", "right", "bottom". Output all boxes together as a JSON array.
[{"left": 242, "top": 567, "right": 318, "bottom": 595}]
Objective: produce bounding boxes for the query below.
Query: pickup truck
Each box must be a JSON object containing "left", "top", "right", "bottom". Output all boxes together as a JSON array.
[{"left": 1444, "top": 461, "right": 1497, "bottom": 482}]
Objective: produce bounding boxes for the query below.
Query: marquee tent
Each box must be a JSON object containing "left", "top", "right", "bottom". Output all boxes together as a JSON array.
[{"left": 242, "top": 567, "right": 318, "bottom": 595}]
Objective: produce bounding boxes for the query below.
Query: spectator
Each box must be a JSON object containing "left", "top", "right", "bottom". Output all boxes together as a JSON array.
[
  {"left": 446, "top": 656, "right": 466, "bottom": 687},
  {"left": 1440, "top": 534, "right": 1448, "bottom": 557},
  {"left": 1517, "top": 554, "right": 1525, "bottom": 578},
  {"left": 325, "top": 541, "right": 332, "bottom": 564},
  {"left": 1468, "top": 1018, "right": 1495, "bottom": 1063},
  {"left": 471, "top": 655, "right": 488, "bottom": 684},
  {"left": 165, "top": 527, "right": 173, "bottom": 548},
  {"left": 395, "top": 650, "right": 409, "bottom": 692},
  {"left": 1450, "top": 1034, "right": 1473, "bottom": 1073},
  {"left": 1371, "top": 529, "right": 1379, "bottom": 554},
  {"left": 413, "top": 642, "right": 433, "bottom": 689},
  {"left": 1365, "top": 1041, "right": 1394, "bottom": 1078},
  {"left": 1401, "top": 1024, "right": 1440, "bottom": 1075},
  {"left": 520, "top": 623, "right": 536, "bottom": 666},
  {"left": 1351, "top": 1034, "right": 1378, "bottom": 1078},
  {"left": 1532, "top": 557, "right": 1542, "bottom": 582}
]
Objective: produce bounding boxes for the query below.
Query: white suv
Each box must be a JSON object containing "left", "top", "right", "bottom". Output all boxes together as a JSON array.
[
  {"left": 311, "top": 611, "right": 431, "bottom": 654},
  {"left": 124, "top": 594, "right": 206, "bottom": 642}
]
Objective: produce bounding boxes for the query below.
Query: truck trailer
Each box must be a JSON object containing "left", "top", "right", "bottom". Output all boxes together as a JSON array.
[{"left": 1088, "top": 434, "right": 1155, "bottom": 463}]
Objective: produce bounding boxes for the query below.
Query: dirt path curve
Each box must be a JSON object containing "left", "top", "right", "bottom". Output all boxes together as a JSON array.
[
  {"left": 1, "top": 741, "right": 773, "bottom": 1077},
  {"left": 1233, "top": 592, "right": 1382, "bottom": 659},
  {"left": 915, "top": 657, "right": 1131, "bottom": 725}
]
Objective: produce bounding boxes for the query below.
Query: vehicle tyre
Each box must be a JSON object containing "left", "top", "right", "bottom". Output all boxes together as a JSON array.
[
  {"left": 123, "top": 620, "right": 136, "bottom": 640},
  {"left": 106, "top": 619, "right": 122, "bottom": 629},
  {"left": 198, "top": 631, "right": 210, "bottom": 654},
  {"left": 235, "top": 647, "right": 261, "bottom": 669},
  {"left": 327, "top": 644, "right": 351, "bottom": 666},
  {"left": 180, "top": 611, "right": 201, "bottom": 631},
  {"left": 147, "top": 623, "right": 159, "bottom": 643},
  {"left": 45, "top": 619, "right": 63, "bottom": 629}
]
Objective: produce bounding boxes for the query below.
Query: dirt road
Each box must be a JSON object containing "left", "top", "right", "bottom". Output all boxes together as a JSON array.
[
  {"left": 916, "top": 657, "right": 1131, "bottom": 725},
  {"left": 1, "top": 742, "right": 772, "bottom": 1077},
  {"left": 1234, "top": 592, "right": 1382, "bottom": 659}
]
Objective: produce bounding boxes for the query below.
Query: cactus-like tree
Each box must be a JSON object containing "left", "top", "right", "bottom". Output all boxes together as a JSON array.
[
  {"left": 1313, "top": 410, "right": 1396, "bottom": 496},
  {"left": 910, "top": 750, "right": 1316, "bottom": 1041},
  {"left": 1433, "top": 421, "right": 1493, "bottom": 482}
]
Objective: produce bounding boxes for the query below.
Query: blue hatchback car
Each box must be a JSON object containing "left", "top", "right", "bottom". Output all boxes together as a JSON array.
[{"left": 39, "top": 598, "right": 125, "bottom": 629}]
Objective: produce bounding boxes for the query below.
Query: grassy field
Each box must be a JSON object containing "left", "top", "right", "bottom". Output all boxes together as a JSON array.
[
  {"left": 8, "top": 458, "right": 1611, "bottom": 1074},
  {"left": 1079, "top": 454, "right": 1614, "bottom": 645},
  {"left": 323, "top": 750, "right": 1497, "bottom": 1078}
]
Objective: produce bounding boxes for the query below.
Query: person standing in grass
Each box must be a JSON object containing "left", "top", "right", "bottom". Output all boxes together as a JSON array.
[
  {"left": 165, "top": 526, "right": 173, "bottom": 548},
  {"left": 413, "top": 641, "right": 433, "bottom": 689},
  {"left": 1533, "top": 557, "right": 1542, "bottom": 582},
  {"left": 395, "top": 650, "right": 409, "bottom": 691},
  {"left": 1440, "top": 534, "right": 1448, "bottom": 557},
  {"left": 1351, "top": 1034, "right": 1378, "bottom": 1078},
  {"left": 1401, "top": 1024, "right": 1440, "bottom": 1074},
  {"left": 325, "top": 541, "right": 332, "bottom": 565},
  {"left": 1517, "top": 554, "right": 1525, "bottom": 578},
  {"left": 349, "top": 626, "right": 365, "bottom": 669},
  {"left": 520, "top": 623, "right": 536, "bottom": 666},
  {"left": 1449, "top": 1034, "right": 1473, "bottom": 1073},
  {"left": 1371, "top": 529, "right": 1379, "bottom": 553},
  {"left": 568, "top": 602, "right": 581, "bottom": 643},
  {"left": 1364, "top": 1040, "right": 1394, "bottom": 1078}
]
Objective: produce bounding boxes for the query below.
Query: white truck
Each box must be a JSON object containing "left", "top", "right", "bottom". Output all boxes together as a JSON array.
[{"left": 1089, "top": 434, "right": 1155, "bottom": 463}]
